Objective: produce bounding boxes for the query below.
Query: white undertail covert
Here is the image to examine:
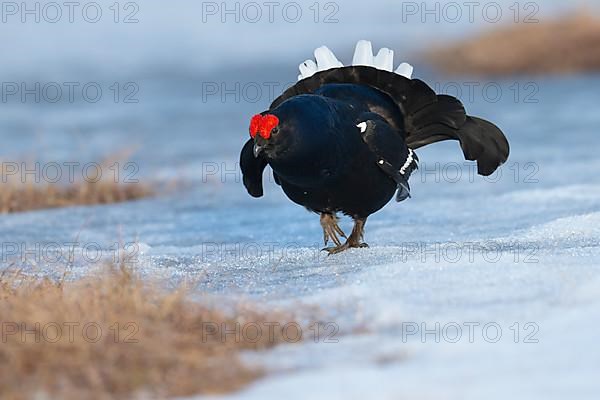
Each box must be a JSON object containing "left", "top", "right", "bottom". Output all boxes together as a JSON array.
[{"left": 298, "top": 40, "right": 414, "bottom": 81}]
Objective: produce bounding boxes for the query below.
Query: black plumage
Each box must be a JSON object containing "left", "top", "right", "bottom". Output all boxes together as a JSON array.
[{"left": 241, "top": 65, "right": 509, "bottom": 253}]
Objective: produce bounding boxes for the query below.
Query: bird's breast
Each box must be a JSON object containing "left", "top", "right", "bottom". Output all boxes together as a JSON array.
[{"left": 276, "top": 145, "right": 398, "bottom": 217}]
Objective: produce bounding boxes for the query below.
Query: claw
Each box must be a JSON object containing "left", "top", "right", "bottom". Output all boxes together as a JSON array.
[
  {"left": 333, "top": 224, "right": 347, "bottom": 239},
  {"left": 329, "top": 226, "right": 342, "bottom": 246},
  {"left": 322, "top": 243, "right": 348, "bottom": 255},
  {"left": 322, "top": 242, "right": 369, "bottom": 255},
  {"left": 320, "top": 213, "right": 345, "bottom": 248}
]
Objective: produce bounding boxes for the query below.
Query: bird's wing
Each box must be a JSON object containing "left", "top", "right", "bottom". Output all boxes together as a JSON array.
[
  {"left": 357, "top": 115, "right": 418, "bottom": 202},
  {"left": 240, "top": 139, "right": 268, "bottom": 197}
]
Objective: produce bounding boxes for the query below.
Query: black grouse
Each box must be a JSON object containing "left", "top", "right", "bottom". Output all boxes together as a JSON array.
[{"left": 240, "top": 40, "right": 509, "bottom": 254}]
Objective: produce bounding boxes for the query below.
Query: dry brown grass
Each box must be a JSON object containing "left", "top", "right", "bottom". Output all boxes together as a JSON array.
[
  {"left": 0, "top": 265, "right": 291, "bottom": 399},
  {"left": 425, "top": 13, "right": 600, "bottom": 76},
  {"left": 0, "top": 180, "right": 154, "bottom": 214},
  {"left": 0, "top": 153, "right": 156, "bottom": 213}
]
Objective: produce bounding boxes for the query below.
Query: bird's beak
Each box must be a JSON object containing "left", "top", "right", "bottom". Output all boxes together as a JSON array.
[
  {"left": 253, "top": 142, "right": 264, "bottom": 158},
  {"left": 253, "top": 135, "right": 268, "bottom": 158}
]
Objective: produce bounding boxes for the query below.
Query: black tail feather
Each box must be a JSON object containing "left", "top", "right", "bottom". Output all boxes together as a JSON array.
[
  {"left": 456, "top": 117, "right": 510, "bottom": 176},
  {"left": 409, "top": 94, "right": 466, "bottom": 131},
  {"left": 405, "top": 111, "right": 509, "bottom": 176}
]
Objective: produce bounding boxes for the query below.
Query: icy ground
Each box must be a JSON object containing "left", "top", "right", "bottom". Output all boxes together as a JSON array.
[{"left": 1, "top": 73, "right": 599, "bottom": 399}]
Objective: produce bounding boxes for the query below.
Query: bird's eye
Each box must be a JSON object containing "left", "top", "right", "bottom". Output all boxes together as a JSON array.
[
  {"left": 356, "top": 122, "right": 368, "bottom": 133},
  {"left": 271, "top": 126, "right": 280, "bottom": 136}
]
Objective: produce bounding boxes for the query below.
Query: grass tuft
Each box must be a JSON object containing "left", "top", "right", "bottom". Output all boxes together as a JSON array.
[
  {"left": 0, "top": 265, "right": 290, "bottom": 399},
  {"left": 0, "top": 153, "right": 157, "bottom": 214},
  {"left": 425, "top": 12, "right": 600, "bottom": 76},
  {"left": 0, "top": 180, "right": 154, "bottom": 214}
]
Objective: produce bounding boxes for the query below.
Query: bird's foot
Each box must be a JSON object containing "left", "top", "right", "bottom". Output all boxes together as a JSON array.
[
  {"left": 322, "top": 241, "right": 369, "bottom": 255},
  {"left": 321, "top": 216, "right": 368, "bottom": 255},
  {"left": 320, "top": 213, "right": 346, "bottom": 247}
]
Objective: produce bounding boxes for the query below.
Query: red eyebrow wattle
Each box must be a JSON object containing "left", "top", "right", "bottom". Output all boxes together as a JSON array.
[
  {"left": 249, "top": 114, "right": 279, "bottom": 140},
  {"left": 259, "top": 115, "right": 279, "bottom": 140},
  {"left": 249, "top": 114, "right": 262, "bottom": 138}
]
